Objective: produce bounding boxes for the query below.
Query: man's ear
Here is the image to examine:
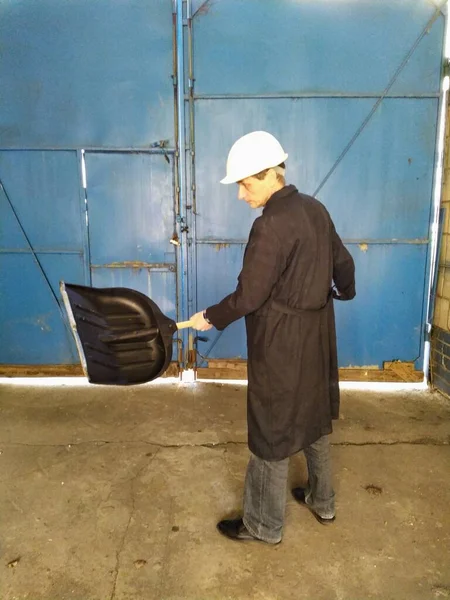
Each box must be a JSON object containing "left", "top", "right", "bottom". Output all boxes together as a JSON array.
[{"left": 267, "top": 168, "right": 277, "bottom": 183}]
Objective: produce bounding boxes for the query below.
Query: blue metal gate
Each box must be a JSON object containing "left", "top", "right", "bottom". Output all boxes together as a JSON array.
[
  {"left": 188, "top": 0, "right": 446, "bottom": 370},
  {"left": 0, "top": 0, "right": 185, "bottom": 368},
  {"left": 0, "top": 0, "right": 447, "bottom": 373}
]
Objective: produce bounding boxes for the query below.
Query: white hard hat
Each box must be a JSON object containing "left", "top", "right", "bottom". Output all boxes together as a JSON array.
[{"left": 220, "top": 131, "right": 288, "bottom": 184}]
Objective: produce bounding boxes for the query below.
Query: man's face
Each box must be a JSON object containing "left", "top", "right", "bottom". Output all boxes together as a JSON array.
[{"left": 237, "top": 175, "right": 272, "bottom": 209}]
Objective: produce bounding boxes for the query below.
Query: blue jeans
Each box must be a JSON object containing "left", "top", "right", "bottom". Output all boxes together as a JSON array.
[{"left": 243, "top": 434, "right": 335, "bottom": 544}]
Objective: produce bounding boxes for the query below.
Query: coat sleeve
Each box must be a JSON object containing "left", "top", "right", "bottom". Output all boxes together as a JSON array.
[
  {"left": 205, "top": 217, "right": 285, "bottom": 331},
  {"left": 331, "top": 222, "right": 356, "bottom": 301}
]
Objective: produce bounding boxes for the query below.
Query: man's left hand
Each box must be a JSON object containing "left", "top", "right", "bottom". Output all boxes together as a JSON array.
[{"left": 190, "top": 310, "right": 213, "bottom": 331}]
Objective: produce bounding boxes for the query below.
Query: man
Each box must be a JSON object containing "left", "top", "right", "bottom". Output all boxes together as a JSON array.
[{"left": 190, "top": 131, "right": 355, "bottom": 544}]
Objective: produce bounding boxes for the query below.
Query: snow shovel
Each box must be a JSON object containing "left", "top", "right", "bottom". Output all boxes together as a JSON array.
[{"left": 60, "top": 282, "right": 193, "bottom": 385}]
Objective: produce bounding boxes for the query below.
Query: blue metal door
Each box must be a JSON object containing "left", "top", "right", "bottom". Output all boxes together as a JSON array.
[
  {"left": 0, "top": 151, "right": 87, "bottom": 364},
  {"left": 0, "top": 0, "right": 184, "bottom": 368},
  {"left": 188, "top": 0, "right": 446, "bottom": 370}
]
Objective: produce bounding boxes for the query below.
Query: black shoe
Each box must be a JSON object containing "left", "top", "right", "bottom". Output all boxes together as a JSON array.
[
  {"left": 217, "top": 518, "right": 265, "bottom": 543},
  {"left": 291, "top": 487, "right": 336, "bottom": 525}
]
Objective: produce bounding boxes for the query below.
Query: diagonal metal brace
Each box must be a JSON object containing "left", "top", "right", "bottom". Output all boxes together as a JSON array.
[
  {"left": 0, "top": 179, "right": 77, "bottom": 359},
  {"left": 314, "top": 1, "right": 446, "bottom": 197}
]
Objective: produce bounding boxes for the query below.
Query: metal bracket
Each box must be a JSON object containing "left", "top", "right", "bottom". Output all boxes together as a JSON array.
[{"left": 443, "top": 58, "right": 450, "bottom": 79}]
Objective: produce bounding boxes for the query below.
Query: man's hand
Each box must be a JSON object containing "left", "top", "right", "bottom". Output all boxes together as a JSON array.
[{"left": 190, "top": 310, "right": 213, "bottom": 331}]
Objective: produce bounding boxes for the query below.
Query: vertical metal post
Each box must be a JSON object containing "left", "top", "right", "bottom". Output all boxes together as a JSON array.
[
  {"left": 186, "top": 0, "right": 198, "bottom": 369},
  {"left": 423, "top": 11, "right": 449, "bottom": 381},
  {"left": 171, "top": 3, "right": 182, "bottom": 369},
  {"left": 77, "top": 149, "right": 92, "bottom": 286},
  {"left": 175, "top": 0, "right": 189, "bottom": 368}
]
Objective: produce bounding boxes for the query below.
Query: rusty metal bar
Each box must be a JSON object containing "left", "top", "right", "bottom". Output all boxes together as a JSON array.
[
  {"left": 0, "top": 147, "right": 176, "bottom": 153},
  {"left": 0, "top": 249, "right": 84, "bottom": 254},
  {"left": 90, "top": 262, "right": 176, "bottom": 271},
  {"left": 195, "top": 238, "right": 430, "bottom": 245},
  {"left": 191, "top": 93, "right": 440, "bottom": 100},
  {"left": 192, "top": 0, "right": 213, "bottom": 19}
]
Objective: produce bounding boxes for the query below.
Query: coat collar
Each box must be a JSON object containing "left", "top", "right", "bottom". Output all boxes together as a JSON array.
[{"left": 263, "top": 184, "right": 298, "bottom": 213}]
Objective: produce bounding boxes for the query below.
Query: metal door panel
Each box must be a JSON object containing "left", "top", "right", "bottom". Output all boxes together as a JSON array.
[
  {"left": 85, "top": 153, "right": 176, "bottom": 265},
  {"left": 334, "top": 244, "right": 428, "bottom": 367},
  {"left": 196, "top": 244, "right": 247, "bottom": 359},
  {"left": 389, "top": 14, "right": 445, "bottom": 95},
  {"left": 84, "top": 152, "right": 179, "bottom": 333},
  {"left": 0, "top": 253, "right": 83, "bottom": 364},
  {"left": 0, "top": 151, "right": 85, "bottom": 250},
  {"left": 316, "top": 98, "right": 438, "bottom": 240},
  {"left": 0, "top": 150, "right": 88, "bottom": 364},
  {"left": 194, "top": 98, "right": 374, "bottom": 241},
  {"left": 0, "top": 0, "right": 174, "bottom": 148},
  {"left": 197, "top": 321, "right": 246, "bottom": 364},
  {"left": 195, "top": 243, "right": 427, "bottom": 367},
  {"left": 194, "top": 98, "right": 437, "bottom": 240},
  {"left": 192, "top": 0, "right": 442, "bottom": 96}
]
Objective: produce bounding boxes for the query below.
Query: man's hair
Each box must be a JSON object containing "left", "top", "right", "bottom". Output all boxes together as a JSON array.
[{"left": 253, "top": 162, "right": 286, "bottom": 185}]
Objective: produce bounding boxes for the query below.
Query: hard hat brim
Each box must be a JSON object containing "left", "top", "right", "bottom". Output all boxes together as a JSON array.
[
  {"left": 220, "top": 175, "right": 236, "bottom": 185},
  {"left": 220, "top": 152, "right": 288, "bottom": 185}
]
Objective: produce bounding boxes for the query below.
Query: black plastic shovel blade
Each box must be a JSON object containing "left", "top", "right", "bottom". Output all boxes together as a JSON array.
[{"left": 60, "top": 282, "right": 177, "bottom": 385}]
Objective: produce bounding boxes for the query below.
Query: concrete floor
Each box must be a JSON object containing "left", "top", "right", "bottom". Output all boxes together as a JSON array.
[{"left": 0, "top": 381, "right": 449, "bottom": 600}]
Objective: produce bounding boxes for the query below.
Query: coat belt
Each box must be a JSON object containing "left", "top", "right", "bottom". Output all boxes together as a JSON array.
[{"left": 271, "top": 289, "right": 332, "bottom": 316}]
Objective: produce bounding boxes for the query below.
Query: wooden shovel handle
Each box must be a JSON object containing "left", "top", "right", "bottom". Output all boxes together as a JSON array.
[{"left": 176, "top": 320, "right": 194, "bottom": 330}]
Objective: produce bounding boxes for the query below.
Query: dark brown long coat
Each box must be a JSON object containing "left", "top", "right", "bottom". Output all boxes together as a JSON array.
[{"left": 206, "top": 185, "right": 355, "bottom": 461}]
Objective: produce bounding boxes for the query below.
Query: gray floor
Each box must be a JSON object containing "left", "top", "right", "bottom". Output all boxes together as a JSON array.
[{"left": 0, "top": 380, "right": 449, "bottom": 600}]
